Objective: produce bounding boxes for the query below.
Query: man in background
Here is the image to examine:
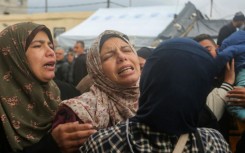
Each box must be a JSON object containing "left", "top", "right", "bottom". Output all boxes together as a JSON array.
[
  {"left": 73, "top": 40, "right": 88, "bottom": 86},
  {"left": 193, "top": 34, "right": 218, "bottom": 58},
  {"left": 217, "top": 11, "right": 245, "bottom": 46},
  {"left": 54, "top": 47, "right": 69, "bottom": 82}
]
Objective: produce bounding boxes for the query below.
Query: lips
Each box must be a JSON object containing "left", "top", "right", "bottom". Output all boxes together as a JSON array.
[
  {"left": 118, "top": 65, "right": 134, "bottom": 75},
  {"left": 44, "top": 61, "right": 55, "bottom": 70}
]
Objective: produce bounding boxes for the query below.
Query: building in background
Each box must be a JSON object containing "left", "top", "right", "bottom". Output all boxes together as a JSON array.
[
  {"left": 0, "top": 11, "right": 93, "bottom": 46},
  {"left": 0, "top": 0, "right": 27, "bottom": 14}
]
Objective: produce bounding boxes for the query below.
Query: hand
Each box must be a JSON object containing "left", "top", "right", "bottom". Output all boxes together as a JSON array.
[
  {"left": 51, "top": 122, "right": 97, "bottom": 153},
  {"left": 224, "top": 59, "right": 235, "bottom": 85},
  {"left": 227, "top": 87, "right": 245, "bottom": 106}
]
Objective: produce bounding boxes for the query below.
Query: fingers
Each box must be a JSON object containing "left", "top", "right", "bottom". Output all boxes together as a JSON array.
[
  {"left": 224, "top": 59, "right": 235, "bottom": 85},
  {"left": 230, "top": 58, "right": 235, "bottom": 70},
  {"left": 64, "top": 122, "right": 95, "bottom": 133},
  {"left": 227, "top": 92, "right": 245, "bottom": 98},
  {"left": 226, "top": 61, "right": 230, "bottom": 70},
  {"left": 227, "top": 86, "right": 245, "bottom": 105},
  {"left": 228, "top": 87, "right": 245, "bottom": 95},
  {"left": 233, "top": 86, "right": 245, "bottom": 90},
  {"left": 51, "top": 122, "right": 97, "bottom": 153},
  {"left": 226, "top": 58, "right": 234, "bottom": 70}
]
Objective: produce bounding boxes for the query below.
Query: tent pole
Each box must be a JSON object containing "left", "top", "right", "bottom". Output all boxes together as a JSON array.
[{"left": 107, "top": 0, "right": 110, "bottom": 8}]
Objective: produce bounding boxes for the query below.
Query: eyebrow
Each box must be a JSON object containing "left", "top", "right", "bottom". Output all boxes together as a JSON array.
[
  {"left": 31, "top": 40, "right": 51, "bottom": 44},
  {"left": 121, "top": 45, "right": 131, "bottom": 49}
]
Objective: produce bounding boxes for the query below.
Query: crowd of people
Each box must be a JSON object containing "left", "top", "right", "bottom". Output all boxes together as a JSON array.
[{"left": 1, "top": 10, "right": 245, "bottom": 153}]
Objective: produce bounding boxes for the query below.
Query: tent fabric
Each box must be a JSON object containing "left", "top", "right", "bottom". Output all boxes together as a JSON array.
[
  {"left": 56, "top": 6, "right": 183, "bottom": 49},
  {"left": 157, "top": 2, "right": 230, "bottom": 41}
]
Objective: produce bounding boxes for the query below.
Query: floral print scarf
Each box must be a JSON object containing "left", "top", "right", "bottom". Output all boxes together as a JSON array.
[
  {"left": 61, "top": 30, "right": 139, "bottom": 129},
  {"left": 0, "top": 22, "right": 60, "bottom": 151}
]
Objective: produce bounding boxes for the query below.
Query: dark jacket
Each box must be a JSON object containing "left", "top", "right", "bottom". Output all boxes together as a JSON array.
[
  {"left": 217, "top": 22, "right": 236, "bottom": 46},
  {"left": 54, "top": 60, "right": 69, "bottom": 82},
  {"left": 54, "top": 79, "right": 81, "bottom": 100},
  {"left": 73, "top": 54, "right": 88, "bottom": 86}
]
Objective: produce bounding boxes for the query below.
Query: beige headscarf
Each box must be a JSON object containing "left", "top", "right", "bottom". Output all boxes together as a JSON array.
[
  {"left": 61, "top": 30, "right": 139, "bottom": 128},
  {"left": 0, "top": 22, "right": 61, "bottom": 151}
]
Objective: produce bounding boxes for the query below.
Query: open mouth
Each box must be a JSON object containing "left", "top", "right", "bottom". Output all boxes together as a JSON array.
[
  {"left": 44, "top": 62, "right": 55, "bottom": 69},
  {"left": 118, "top": 66, "right": 134, "bottom": 74}
]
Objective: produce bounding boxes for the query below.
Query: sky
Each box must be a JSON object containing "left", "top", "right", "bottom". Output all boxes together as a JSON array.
[{"left": 28, "top": 0, "right": 245, "bottom": 19}]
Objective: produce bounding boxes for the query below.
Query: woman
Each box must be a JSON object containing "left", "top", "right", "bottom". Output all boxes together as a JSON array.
[
  {"left": 0, "top": 22, "right": 95, "bottom": 153},
  {"left": 52, "top": 30, "right": 141, "bottom": 130},
  {"left": 80, "top": 38, "right": 231, "bottom": 152}
]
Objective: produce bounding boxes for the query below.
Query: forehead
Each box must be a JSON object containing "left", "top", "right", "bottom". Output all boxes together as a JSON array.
[
  {"left": 75, "top": 42, "right": 83, "bottom": 47},
  {"left": 199, "top": 39, "right": 216, "bottom": 47},
  {"left": 32, "top": 31, "right": 48, "bottom": 40},
  {"left": 101, "top": 37, "right": 127, "bottom": 48},
  {"left": 55, "top": 49, "right": 64, "bottom": 53}
]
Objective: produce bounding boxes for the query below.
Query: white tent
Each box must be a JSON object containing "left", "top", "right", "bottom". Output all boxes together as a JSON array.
[{"left": 57, "top": 5, "right": 183, "bottom": 49}]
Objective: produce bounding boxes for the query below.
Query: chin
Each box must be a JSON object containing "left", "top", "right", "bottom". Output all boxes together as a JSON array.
[
  {"left": 43, "top": 75, "right": 55, "bottom": 82},
  {"left": 121, "top": 78, "right": 139, "bottom": 87}
]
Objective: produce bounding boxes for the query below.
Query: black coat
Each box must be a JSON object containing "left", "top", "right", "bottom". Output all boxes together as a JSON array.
[
  {"left": 217, "top": 22, "right": 237, "bottom": 46},
  {"left": 73, "top": 54, "right": 88, "bottom": 86}
]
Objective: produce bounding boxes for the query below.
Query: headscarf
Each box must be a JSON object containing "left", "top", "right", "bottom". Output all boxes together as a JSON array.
[
  {"left": 137, "top": 47, "right": 153, "bottom": 59},
  {"left": 61, "top": 30, "right": 139, "bottom": 128},
  {"left": 0, "top": 22, "right": 60, "bottom": 151},
  {"left": 131, "top": 38, "right": 215, "bottom": 135}
]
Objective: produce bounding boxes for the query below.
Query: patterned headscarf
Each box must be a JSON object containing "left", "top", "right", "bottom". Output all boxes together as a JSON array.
[
  {"left": 132, "top": 38, "right": 216, "bottom": 135},
  {"left": 0, "top": 22, "right": 61, "bottom": 151},
  {"left": 61, "top": 30, "right": 139, "bottom": 128}
]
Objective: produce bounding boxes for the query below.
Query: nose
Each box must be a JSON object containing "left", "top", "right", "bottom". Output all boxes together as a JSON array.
[
  {"left": 46, "top": 46, "right": 55, "bottom": 57},
  {"left": 117, "top": 51, "right": 127, "bottom": 63}
]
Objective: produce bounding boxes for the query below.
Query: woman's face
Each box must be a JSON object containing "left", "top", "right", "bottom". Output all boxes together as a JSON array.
[
  {"left": 26, "top": 31, "right": 56, "bottom": 82},
  {"left": 100, "top": 37, "right": 140, "bottom": 87}
]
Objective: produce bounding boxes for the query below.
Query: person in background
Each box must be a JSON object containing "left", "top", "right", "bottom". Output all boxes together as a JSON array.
[
  {"left": 66, "top": 50, "right": 76, "bottom": 84},
  {"left": 54, "top": 48, "right": 80, "bottom": 101},
  {"left": 54, "top": 78, "right": 81, "bottom": 101},
  {"left": 217, "top": 11, "right": 245, "bottom": 46},
  {"left": 80, "top": 38, "right": 231, "bottom": 153},
  {"left": 194, "top": 34, "right": 235, "bottom": 142},
  {"left": 54, "top": 47, "right": 69, "bottom": 82},
  {"left": 54, "top": 49, "right": 81, "bottom": 101},
  {"left": 0, "top": 22, "right": 96, "bottom": 153},
  {"left": 193, "top": 34, "right": 218, "bottom": 58},
  {"left": 136, "top": 47, "right": 153, "bottom": 71},
  {"left": 73, "top": 40, "right": 88, "bottom": 86}
]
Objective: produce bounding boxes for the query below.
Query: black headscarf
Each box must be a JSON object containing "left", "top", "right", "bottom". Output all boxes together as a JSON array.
[
  {"left": 131, "top": 38, "right": 216, "bottom": 135},
  {"left": 137, "top": 47, "right": 153, "bottom": 59}
]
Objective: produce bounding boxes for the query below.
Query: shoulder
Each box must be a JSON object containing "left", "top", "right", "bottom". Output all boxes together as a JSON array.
[
  {"left": 75, "top": 55, "right": 86, "bottom": 65},
  {"left": 198, "top": 128, "right": 223, "bottom": 138},
  {"left": 80, "top": 123, "right": 127, "bottom": 152},
  {"left": 197, "top": 128, "right": 231, "bottom": 152}
]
